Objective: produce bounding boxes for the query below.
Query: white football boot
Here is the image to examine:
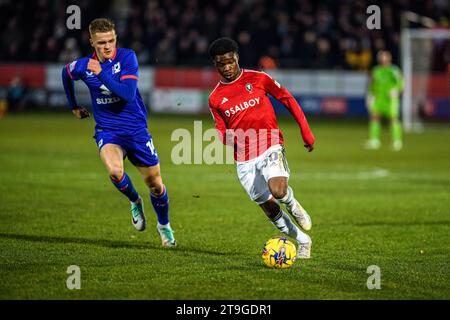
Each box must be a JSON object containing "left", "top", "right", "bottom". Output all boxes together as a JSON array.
[
  {"left": 286, "top": 200, "right": 312, "bottom": 231},
  {"left": 297, "top": 234, "right": 312, "bottom": 259},
  {"left": 130, "top": 196, "right": 146, "bottom": 231},
  {"left": 393, "top": 140, "right": 403, "bottom": 151},
  {"left": 157, "top": 223, "right": 177, "bottom": 247},
  {"left": 365, "top": 139, "right": 381, "bottom": 150}
]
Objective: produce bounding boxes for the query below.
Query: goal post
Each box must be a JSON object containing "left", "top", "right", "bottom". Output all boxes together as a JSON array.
[{"left": 400, "top": 27, "right": 450, "bottom": 132}]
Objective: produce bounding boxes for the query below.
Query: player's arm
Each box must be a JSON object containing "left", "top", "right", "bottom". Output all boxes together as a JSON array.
[
  {"left": 262, "top": 73, "right": 315, "bottom": 152},
  {"left": 387, "top": 66, "right": 404, "bottom": 99},
  {"left": 61, "top": 63, "right": 90, "bottom": 119},
  {"left": 393, "top": 66, "right": 404, "bottom": 93},
  {"left": 87, "top": 54, "right": 138, "bottom": 103},
  {"left": 366, "top": 72, "right": 375, "bottom": 110},
  {"left": 209, "top": 102, "right": 231, "bottom": 145}
]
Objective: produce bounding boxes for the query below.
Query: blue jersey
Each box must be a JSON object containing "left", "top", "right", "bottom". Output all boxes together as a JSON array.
[{"left": 63, "top": 48, "right": 148, "bottom": 135}]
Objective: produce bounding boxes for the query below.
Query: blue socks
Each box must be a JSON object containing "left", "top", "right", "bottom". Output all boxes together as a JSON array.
[
  {"left": 111, "top": 174, "right": 169, "bottom": 225},
  {"left": 110, "top": 172, "right": 139, "bottom": 203},
  {"left": 150, "top": 186, "right": 170, "bottom": 225}
]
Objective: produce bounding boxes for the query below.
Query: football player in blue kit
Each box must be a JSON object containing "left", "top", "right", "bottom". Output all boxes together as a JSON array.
[{"left": 61, "top": 18, "right": 176, "bottom": 247}]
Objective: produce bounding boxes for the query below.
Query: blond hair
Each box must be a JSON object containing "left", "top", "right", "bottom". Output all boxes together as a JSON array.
[{"left": 89, "top": 18, "right": 115, "bottom": 36}]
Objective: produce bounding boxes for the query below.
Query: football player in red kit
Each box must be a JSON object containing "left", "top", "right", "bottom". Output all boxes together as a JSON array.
[{"left": 208, "top": 38, "right": 315, "bottom": 258}]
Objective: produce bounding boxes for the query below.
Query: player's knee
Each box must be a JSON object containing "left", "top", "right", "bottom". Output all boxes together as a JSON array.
[
  {"left": 145, "top": 177, "right": 164, "bottom": 195},
  {"left": 270, "top": 186, "right": 287, "bottom": 200},
  {"left": 108, "top": 165, "right": 124, "bottom": 180},
  {"left": 150, "top": 184, "right": 164, "bottom": 196},
  {"left": 371, "top": 115, "right": 381, "bottom": 121}
]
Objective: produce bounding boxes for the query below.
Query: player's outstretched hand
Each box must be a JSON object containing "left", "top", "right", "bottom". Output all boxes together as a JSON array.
[
  {"left": 72, "top": 107, "right": 90, "bottom": 119},
  {"left": 304, "top": 144, "right": 314, "bottom": 152}
]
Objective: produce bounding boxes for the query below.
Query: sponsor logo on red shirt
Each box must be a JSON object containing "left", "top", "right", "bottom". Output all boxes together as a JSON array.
[{"left": 224, "top": 97, "right": 261, "bottom": 117}]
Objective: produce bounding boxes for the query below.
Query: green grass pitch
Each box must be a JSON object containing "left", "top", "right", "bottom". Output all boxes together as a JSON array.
[{"left": 0, "top": 112, "right": 449, "bottom": 299}]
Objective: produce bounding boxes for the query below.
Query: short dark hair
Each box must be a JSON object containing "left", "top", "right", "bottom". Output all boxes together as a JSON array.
[
  {"left": 208, "top": 37, "right": 239, "bottom": 59},
  {"left": 89, "top": 18, "right": 115, "bottom": 36}
]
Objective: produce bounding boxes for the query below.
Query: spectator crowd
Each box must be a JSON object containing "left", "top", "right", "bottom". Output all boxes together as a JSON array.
[{"left": 0, "top": 0, "right": 449, "bottom": 70}]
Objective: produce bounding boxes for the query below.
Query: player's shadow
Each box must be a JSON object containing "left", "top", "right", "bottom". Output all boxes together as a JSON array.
[{"left": 0, "top": 232, "right": 230, "bottom": 257}]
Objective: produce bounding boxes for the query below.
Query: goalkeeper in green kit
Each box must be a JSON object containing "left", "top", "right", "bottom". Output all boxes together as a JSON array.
[{"left": 366, "top": 50, "right": 404, "bottom": 151}]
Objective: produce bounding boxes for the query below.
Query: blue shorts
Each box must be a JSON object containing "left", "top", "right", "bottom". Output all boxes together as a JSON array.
[{"left": 94, "top": 130, "right": 159, "bottom": 167}]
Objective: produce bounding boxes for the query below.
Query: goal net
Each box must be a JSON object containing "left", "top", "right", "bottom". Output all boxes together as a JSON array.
[{"left": 401, "top": 28, "right": 450, "bottom": 132}]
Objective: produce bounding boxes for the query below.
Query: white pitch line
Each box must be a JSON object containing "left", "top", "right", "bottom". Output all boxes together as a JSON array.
[{"left": 295, "top": 168, "right": 390, "bottom": 180}]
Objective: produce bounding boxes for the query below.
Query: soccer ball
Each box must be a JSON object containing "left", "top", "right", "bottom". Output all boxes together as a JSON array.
[{"left": 262, "top": 236, "right": 297, "bottom": 269}]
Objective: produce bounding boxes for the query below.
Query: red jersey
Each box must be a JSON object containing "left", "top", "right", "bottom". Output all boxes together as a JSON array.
[{"left": 209, "top": 69, "right": 315, "bottom": 162}]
